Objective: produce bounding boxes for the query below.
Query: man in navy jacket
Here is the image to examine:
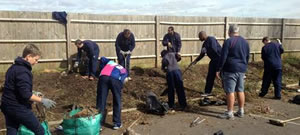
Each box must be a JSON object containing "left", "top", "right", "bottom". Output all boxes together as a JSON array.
[
  {"left": 216, "top": 24, "right": 250, "bottom": 119},
  {"left": 1, "top": 44, "right": 56, "bottom": 135},
  {"left": 115, "top": 29, "right": 135, "bottom": 80},
  {"left": 74, "top": 39, "right": 100, "bottom": 81},
  {"left": 192, "top": 31, "right": 222, "bottom": 95},
  {"left": 162, "top": 26, "right": 182, "bottom": 54},
  {"left": 259, "top": 37, "right": 284, "bottom": 100}
]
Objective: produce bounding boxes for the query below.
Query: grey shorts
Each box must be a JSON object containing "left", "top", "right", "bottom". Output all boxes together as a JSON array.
[{"left": 222, "top": 72, "right": 245, "bottom": 93}]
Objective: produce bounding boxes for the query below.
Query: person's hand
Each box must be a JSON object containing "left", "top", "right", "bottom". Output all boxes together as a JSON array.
[
  {"left": 124, "top": 78, "right": 129, "bottom": 83},
  {"left": 168, "top": 42, "right": 172, "bottom": 48},
  {"left": 216, "top": 72, "right": 221, "bottom": 80},
  {"left": 41, "top": 98, "right": 56, "bottom": 109},
  {"left": 74, "top": 61, "right": 79, "bottom": 68},
  {"left": 120, "top": 50, "right": 125, "bottom": 55},
  {"left": 276, "top": 39, "right": 282, "bottom": 44}
]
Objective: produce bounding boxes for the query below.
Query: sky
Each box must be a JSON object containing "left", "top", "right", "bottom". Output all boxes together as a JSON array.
[{"left": 0, "top": 0, "right": 300, "bottom": 18}]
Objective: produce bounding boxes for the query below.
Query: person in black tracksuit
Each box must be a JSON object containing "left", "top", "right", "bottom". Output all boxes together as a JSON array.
[
  {"left": 192, "top": 31, "right": 222, "bottom": 95},
  {"left": 162, "top": 26, "right": 182, "bottom": 54},
  {"left": 1, "top": 44, "right": 56, "bottom": 135},
  {"left": 259, "top": 37, "right": 284, "bottom": 100},
  {"left": 161, "top": 50, "right": 187, "bottom": 110},
  {"left": 115, "top": 29, "right": 135, "bottom": 80},
  {"left": 75, "top": 39, "right": 100, "bottom": 80}
]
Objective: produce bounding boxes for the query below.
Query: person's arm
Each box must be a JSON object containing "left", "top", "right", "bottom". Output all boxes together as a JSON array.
[
  {"left": 261, "top": 47, "right": 265, "bottom": 61},
  {"left": 77, "top": 48, "right": 82, "bottom": 63},
  {"left": 30, "top": 94, "right": 42, "bottom": 102},
  {"left": 15, "top": 72, "right": 34, "bottom": 102},
  {"left": 130, "top": 34, "right": 136, "bottom": 52},
  {"left": 115, "top": 33, "right": 122, "bottom": 55},
  {"left": 161, "top": 58, "right": 169, "bottom": 72},
  {"left": 162, "top": 34, "right": 169, "bottom": 46},
  {"left": 217, "top": 40, "right": 230, "bottom": 72},
  {"left": 119, "top": 66, "right": 129, "bottom": 83},
  {"left": 279, "top": 44, "right": 284, "bottom": 54},
  {"left": 176, "top": 33, "right": 182, "bottom": 53},
  {"left": 194, "top": 45, "right": 206, "bottom": 63},
  {"left": 246, "top": 42, "right": 250, "bottom": 64}
]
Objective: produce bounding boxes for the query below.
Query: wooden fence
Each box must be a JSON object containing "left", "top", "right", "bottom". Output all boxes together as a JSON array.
[{"left": 1, "top": 11, "right": 300, "bottom": 71}]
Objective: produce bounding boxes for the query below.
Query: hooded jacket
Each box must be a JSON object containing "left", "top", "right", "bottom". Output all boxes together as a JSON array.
[{"left": 1, "top": 57, "right": 33, "bottom": 109}]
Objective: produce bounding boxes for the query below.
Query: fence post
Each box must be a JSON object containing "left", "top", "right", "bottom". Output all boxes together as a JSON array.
[
  {"left": 155, "top": 16, "right": 160, "bottom": 68},
  {"left": 66, "top": 16, "right": 71, "bottom": 71},
  {"left": 281, "top": 18, "right": 285, "bottom": 44},
  {"left": 224, "top": 17, "right": 228, "bottom": 40}
]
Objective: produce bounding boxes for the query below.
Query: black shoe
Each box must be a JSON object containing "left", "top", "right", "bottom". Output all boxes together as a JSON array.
[
  {"left": 259, "top": 93, "right": 266, "bottom": 97},
  {"left": 273, "top": 96, "right": 281, "bottom": 100}
]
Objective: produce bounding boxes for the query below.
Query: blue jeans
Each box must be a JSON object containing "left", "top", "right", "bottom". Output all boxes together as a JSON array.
[
  {"left": 117, "top": 53, "right": 131, "bottom": 77},
  {"left": 260, "top": 69, "right": 282, "bottom": 98},
  {"left": 97, "top": 76, "right": 123, "bottom": 126},
  {"left": 222, "top": 72, "right": 245, "bottom": 94},
  {"left": 1, "top": 105, "right": 44, "bottom": 135},
  {"left": 167, "top": 69, "right": 187, "bottom": 108}
]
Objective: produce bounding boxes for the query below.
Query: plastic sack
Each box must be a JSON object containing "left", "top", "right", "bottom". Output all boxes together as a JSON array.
[
  {"left": 62, "top": 108, "right": 102, "bottom": 135},
  {"left": 18, "top": 121, "right": 51, "bottom": 135}
]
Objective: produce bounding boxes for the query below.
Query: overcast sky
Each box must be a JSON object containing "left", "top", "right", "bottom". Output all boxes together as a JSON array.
[{"left": 0, "top": 0, "right": 299, "bottom": 18}]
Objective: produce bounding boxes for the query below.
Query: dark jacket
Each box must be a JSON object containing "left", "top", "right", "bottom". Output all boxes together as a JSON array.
[
  {"left": 162, "top": 52, "right": 180, "bottom": 72},
  {"left": 115, "top": 32, "right": 136, "bottom": 54},
  {"left": 77, "top": 40, "right": 99, "bottom": 62},
  {"left": 162, "top": 32, "right": 182, "bottom": 53},
  {"left": 217, "top": 36, "right": 250, "bottom": 73},
  {"left": 195, "top": 36, "right": 221, "bottom": 62},
  {"left": 261, "top": 42, "right": 284, "bottom": 69},
  {"left": 1, "top": 57, "right": 33, "bottom": 109}
]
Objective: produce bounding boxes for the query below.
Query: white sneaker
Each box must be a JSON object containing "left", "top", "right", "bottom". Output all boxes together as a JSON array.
[
  {"left": 113, "top": 124, "right": 122, "bottom": 130},
  {"left": 218, "top": 111, "right": 234, "bottom": 120},
  {"left": 127, "top": 77, "right": 132, "bottom": 81},
  {"left": 234, "top": 111, "right": 244, "bottom": 118}
]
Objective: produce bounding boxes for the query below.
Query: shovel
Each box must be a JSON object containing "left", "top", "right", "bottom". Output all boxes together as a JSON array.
[{"left": 269, "top": 116, "right": 300, "bottom": 126}]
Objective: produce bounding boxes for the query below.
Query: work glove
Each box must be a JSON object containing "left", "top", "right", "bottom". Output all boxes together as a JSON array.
[
  {"left": 124, "top": 77, "right": 129, "bottom": 84},
  {"left": 168, "top": 42, "right": 172, "bottom": 48},
  {"left": 120, "top": 50, "right": 126, "bottom": 55},
  {"left": 33, "top": 91, "right": 43, "bottom": 97},
  {"left": 74, "top": 61, "right": 79, "bottom": 68},
  {"left": 41, "top": 98, "right": 56, "bottom": 109},
  {"left": 175, "top": 53, "right": 181, "bottom": 62},
  {"left": 276, "top": 39, "right": 282, "bottom": 44},
  {"left": 125, "top": 51, "right": 131, "bottom": 55}
]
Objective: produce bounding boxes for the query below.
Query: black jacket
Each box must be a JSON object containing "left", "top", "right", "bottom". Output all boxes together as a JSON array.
[
  {"left": 162, "top": 32, "right": 182, "bottom": 53},
  {"left": 1, "top": 57, "right": 33, "bottom": 109},
  {"left": 77, "top": 40, "right": 99, "bottom": 62},
  {"left": 262, "top": 42, "right": 284, "bottom": 69},
  {"left": 115, "top": 32, "right": 136, "bottom": 54}
]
